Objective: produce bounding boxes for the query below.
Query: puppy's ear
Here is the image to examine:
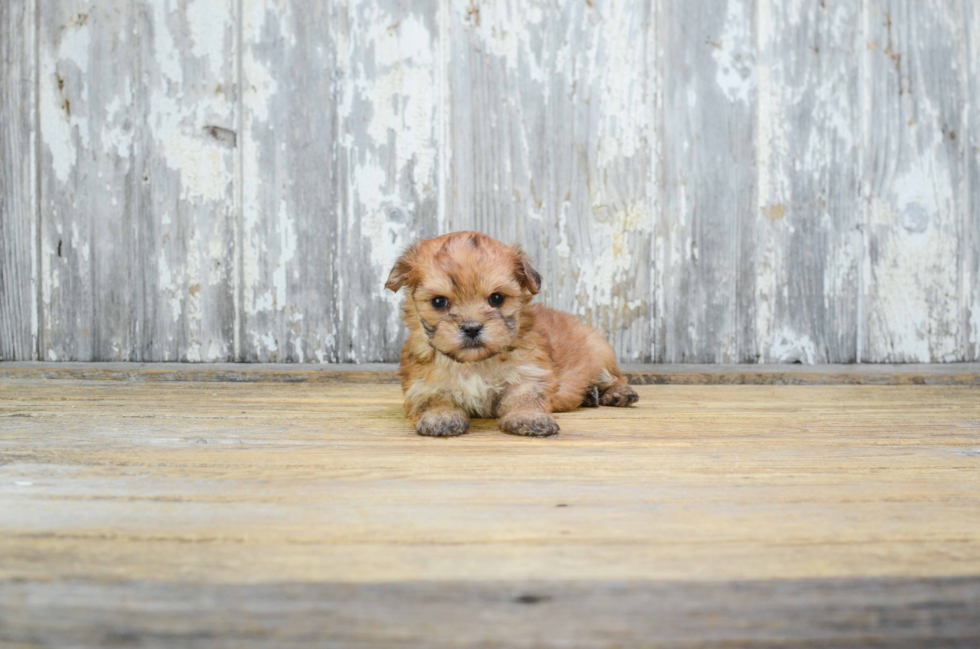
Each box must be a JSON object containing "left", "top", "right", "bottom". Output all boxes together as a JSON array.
[
  {"left": 385, "top": 243, "right": 421, "bottom": 292},
  {"left": 513, "top": 247, "right": 542, "bottom": 295}
]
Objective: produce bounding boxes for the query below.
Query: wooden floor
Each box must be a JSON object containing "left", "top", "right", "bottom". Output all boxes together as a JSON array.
[{"left": 1, "top": 376, "right": 979, "bottom": 647}]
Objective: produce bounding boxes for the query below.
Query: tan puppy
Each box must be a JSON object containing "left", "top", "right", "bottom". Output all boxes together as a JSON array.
[{"left": 385, "top": 231, "right": 638, "bottom": 437}]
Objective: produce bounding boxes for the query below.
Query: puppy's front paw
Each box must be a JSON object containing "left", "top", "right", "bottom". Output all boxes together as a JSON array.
[
  {"left": 417, "top": 411, "right": 470, "bottom": 437},
  {"left": 600, "top": 384, "right": 639, "bottom": 407},
  {"left": 499, "top": 412, "right": 560, "bottom": 437}
]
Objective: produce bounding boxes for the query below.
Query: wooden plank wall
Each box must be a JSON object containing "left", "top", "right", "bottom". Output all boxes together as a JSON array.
[
  {"left": 0, "top": 0, "right": 977, "bottom": 363},
  {"left": 0, "top": 0, "right": 37, "bottom": 361}
]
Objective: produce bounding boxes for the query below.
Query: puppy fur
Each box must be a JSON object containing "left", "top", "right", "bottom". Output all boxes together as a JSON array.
[{"left": 385, "top": 231, "right": 638, "bottom": 437}]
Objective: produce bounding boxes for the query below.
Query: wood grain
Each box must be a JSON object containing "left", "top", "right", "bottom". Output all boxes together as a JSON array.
[
  {"left": 240, "top": 0, "right": 443, "bottom": 364},
  {"left": 37, "top": 1, "right": 237, "bottom": 361},
  {"left": 4, "top": 0, "right": 980, "bottom": 363},
  {"left": 0, "top": 0, "right": 36, "bottom": 361},
  {"left": 1, "top": 379, "right": 979, "bottom": 645},
  {"left": 2, "top": 577, "right": 978, "bottom": 648},
  {"left": 450, "top": 0, "right": 655, "bottom": 362},
  {"left": 862, "top": 0, "right": 970, "bottom": 362},
  {"left": 755, "top": 0, "right": 862, "bottom": 363},
  {"left": 135, "top": 0, "right": 238, "bottom": 361},
  {"left": 239, "top": 0, "right": 340, "bottom": 362},
  {"left": 967, "top": 3, "right": 980, "bottom": 362},
  {"left": 38, "top": 1, "right": 138, "bottom": 361},
  {"left": 657, "top": 0, "right": 757, "bottom": 363},
  {"left": 333, "top": 0, "right": 443, "bottom": 363}
]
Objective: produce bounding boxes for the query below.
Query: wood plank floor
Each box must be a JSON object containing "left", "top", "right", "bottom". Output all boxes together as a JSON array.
[{"left": 1, "top": 378, "right": 979, "bottom": 647}]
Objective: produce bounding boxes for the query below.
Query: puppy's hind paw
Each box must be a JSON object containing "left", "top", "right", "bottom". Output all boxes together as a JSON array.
[
  {"left": 417, "top": 411, "right": 470, "bottom": 437},
  {"left": 580, "top": 385, "right": 601, "bottom": 408},
  {"left": 499, "top": 412, "right": 560, "bottom": 437},
  {"left": 600, "top": 384, "right": 639, "bottom": 407}
]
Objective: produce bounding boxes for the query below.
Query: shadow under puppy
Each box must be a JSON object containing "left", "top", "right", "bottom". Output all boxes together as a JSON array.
[{"left": 385, "top": 231, "right": 639, "bottom": 437}]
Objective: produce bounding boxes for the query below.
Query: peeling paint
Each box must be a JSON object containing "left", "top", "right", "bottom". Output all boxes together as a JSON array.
[
  {"left": 574, "top": 202, "right": 649, "bottom": 324},
  {"left": 864, "top": 0, "right": 965, "bottom": 363},
  {"left": 769, "top": 328, "right": 817, "bottom": 364},
  {"left": 12, "top": 0, "right": 975, "bottom": 364},
  {"left": 41, "top": 49, "right": 86, "bottom": 184},
  {"left": 164, "top": 132, "right": 231, "bottom": 203},
  {"left": 186, "top": 0, "right": 228, "bottom": 72},
  {"left": 272, "top": 199, "right": 297, "bottom": 312},
  {"left": 712, "top": 0, "right": 755, "bottom": 104}
]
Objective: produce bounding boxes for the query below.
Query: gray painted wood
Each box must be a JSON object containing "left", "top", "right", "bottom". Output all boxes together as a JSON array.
[
  {"left": 657, "top": 0, "right": 758, "bottom": 363},
  {"left": 862, "top": 0, "right": 970, "bottom": 362},
  {"left": 967, "top": 3, "right": 980, "bottom": 362},
  {"left": 449, "top": 0, "right": 655, "bottom": 362},
  {"left": 2, "top": 577, "right": 979, "bottom": 648},
  {"left": 239, "top": 0, "right": 339, "bottom": 363},
  {"left": 332, "top": 0, "right": 443, "bottom": 363},
  {"left": 38, "top": 0, "right": 136, "bottom": 361},
  {"left": 37, "top": 0, "right": 236, "bottom": 362},
  {"left": 2, "top": 0, "right": 979, "bottom": 363},
  {"left": 134, "top": 0, "right": 238, "bottom": 361},
  {"left": 0, "top": 0, "right": 36, "bottom": 361},
  {"left": 755, "top": 0, "right": 862, "bottom": 364},
  {"left": 241, "top": 0, "right": 441, "bottom": 363}
]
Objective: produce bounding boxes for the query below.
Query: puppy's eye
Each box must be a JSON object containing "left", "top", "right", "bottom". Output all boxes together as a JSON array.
[
  {"left": 431, "top": 296, "right": 449, "bottom": 310},
  {"left": 488, "top": 293, "right": 505, "bottom": 307}
]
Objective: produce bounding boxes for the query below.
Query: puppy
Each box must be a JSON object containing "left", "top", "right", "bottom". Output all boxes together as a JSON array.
[{"left": 384, "top": 231, "right": 639, "bottom": 437}]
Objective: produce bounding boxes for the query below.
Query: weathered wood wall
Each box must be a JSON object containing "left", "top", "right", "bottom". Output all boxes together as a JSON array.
[{"left": 1, "top": 0, "right": 977, "bottom": 363}]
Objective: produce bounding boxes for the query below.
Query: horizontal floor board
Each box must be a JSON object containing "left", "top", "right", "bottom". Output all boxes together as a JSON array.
[{"left": 2, "top": 577, "right": 979, "bottom": 648}]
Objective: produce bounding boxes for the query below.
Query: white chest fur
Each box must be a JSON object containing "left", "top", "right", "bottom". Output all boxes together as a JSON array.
[{"left": 406, "top": 351, "right": 549, "bottom": 418}]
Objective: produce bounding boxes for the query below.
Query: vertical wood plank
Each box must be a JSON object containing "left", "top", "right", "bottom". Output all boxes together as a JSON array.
[
  {"left": 335, "top": 0, "right": 443, "bottom": 362},
  {"left": 38, "top": 1, "right": 137, "bottom": 360},
  {"left": 0, "top": 0, "right": 37, "bottom": 360},
  {"left": 239, "top": 0, "right": 337, "bottom": 362},
  {"left": 657, "top": 0, "right": 757, "bottom": 362},
  {"left": 966, "top": 2, "right": 979, "bottom": 361},
  {"left": 450, "top": 0, "right": 655, "bottom": 361},
  {"left": 135, "top": 0, "right": 238, "bottom": 361},
  {"left": 754, "top": 0, "right": 862, "bottom": 363},
  {"left": 38, "top": 0, "right": 237, "bottom": 361},
  {"left": 240, "top": 0, "right": 442, "bottom": 362},
  {"left": 862, "top": 0, "right": 968, "bottom": 362}
]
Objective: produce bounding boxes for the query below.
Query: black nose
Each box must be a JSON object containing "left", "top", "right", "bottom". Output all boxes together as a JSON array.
[{"left": 461, "top": 322, "right": 483, "bottom": 339}]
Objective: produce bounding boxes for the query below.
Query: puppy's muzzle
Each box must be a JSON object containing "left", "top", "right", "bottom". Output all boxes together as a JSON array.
[{"left": 460, "top": 321, "right": 484, "bottom": 343}]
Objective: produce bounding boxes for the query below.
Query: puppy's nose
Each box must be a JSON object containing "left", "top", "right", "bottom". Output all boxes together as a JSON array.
[{"left": 461, "top": 322, "right": 483, "bottom": 339}]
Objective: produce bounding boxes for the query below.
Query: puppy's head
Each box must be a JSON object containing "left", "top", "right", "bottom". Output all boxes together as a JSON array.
[{"left": 384, "top": 232, "right": 541, "bottom": 363}]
